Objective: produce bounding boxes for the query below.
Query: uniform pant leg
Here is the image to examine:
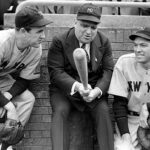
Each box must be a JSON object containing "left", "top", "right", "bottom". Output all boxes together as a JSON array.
[
  {"left": 90, "top": 98, "right": 114, "bottom": 150},
  {"left": 11, "top": 89, "right": 35, "bottom": 126},
  {"left": 0, "top": 75, "right": 35, "bottom": 126},
  {"left": 50, "top": 91, "right": 72, "bottom": 150}
]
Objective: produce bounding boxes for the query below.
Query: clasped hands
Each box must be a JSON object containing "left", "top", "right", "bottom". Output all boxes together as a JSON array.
[{"left": 75, "top": 82, "right": 101, "bottom": 102}]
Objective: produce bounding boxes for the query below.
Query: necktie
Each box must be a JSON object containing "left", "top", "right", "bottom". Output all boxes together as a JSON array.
[{"left": 81, "top": 43, "right": 90, "bottom": 62}]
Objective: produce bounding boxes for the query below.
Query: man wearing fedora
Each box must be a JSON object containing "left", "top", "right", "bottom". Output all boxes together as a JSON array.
[
  {"left": 108, "top": 27, "right": 150, "bottom": 150},
  {"left": 48, "top": 3, "right": 114, "bottom": 150},
  {"left": 0, "top": 6, "right": 51, "bottom": 150}
]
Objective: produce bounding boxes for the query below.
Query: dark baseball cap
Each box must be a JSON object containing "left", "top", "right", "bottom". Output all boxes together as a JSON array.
[
  {"left": 77, "top": 3, "right": 101, "bottom": 23},
  {"left": 129, "top": 27, "right": 150, "bottom": 41},
  {"left": 15, "top": 6, "right": 52, "bottom": 28}
]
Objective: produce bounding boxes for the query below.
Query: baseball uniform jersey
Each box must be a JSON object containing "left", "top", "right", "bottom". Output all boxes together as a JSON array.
[
  {"left": 108, "top": 53, "right": 150, "bottom": 113},
  {"left": 108, "top": 53, "right": 150, "bottom": 150},
  {"left": 0, "top": 29, "right": 42, "bottom": 80}
]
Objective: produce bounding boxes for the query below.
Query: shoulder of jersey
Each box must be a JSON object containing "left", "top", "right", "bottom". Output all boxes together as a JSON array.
[{"left": 118, "top": 53, "right": 135, "bottom": 64}]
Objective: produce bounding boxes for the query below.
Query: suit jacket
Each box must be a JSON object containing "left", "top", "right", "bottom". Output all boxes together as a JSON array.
[{"left": 47, "top": 27, "right": 114, "bottom": 110}]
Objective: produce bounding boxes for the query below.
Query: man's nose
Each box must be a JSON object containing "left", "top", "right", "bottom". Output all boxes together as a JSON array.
[
  {"left": 86, "top": 27, "right": 92, "bottom": 34},
  {"left": 136, "top": 46, "right": 142, "bottom": 52}
]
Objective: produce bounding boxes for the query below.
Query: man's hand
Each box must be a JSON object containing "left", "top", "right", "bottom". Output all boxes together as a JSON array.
[
  {"left": 83, "top": 87, "right": 102, "bottom": 103},
  {"left": 139, "top": 103, "right": 149, "bottom": 128},
  {"left": 3, "top": 92, "right": 12, "bottom": 101},
  {"left": 0, "top": 92, "right": 14, "bottom": 119},
  {"left": 75, "top": 82, "right": 92, "bottom": 97},
  {"left": 120, "top": 133, "right": 135, "bottom": 150},
  {"left": 4, "top": 102, "right": 18, "bottom": 121}
]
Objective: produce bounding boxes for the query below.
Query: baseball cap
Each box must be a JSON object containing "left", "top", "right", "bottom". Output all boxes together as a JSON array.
[
  {"left": 129, "top": 27, "right": 150, "bottom": 41},
  {"left": 15, "top": 6, "right": 52, "bottom": 28},
  {"left": 77, "top": 3, "right": 101, "bottom": 23}
]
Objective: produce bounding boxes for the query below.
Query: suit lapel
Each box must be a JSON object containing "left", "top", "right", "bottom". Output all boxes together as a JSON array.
[
  {"left": 90, "top": 34, "right": 103, "bottom": 71},
  {"left": 65, "top": 28, "right": 79, "bottom": 69},
  {"left": 64, "top": 28, "right": 103, "bottom": 71}
]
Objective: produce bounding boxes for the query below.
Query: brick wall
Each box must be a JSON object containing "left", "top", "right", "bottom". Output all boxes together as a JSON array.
[{"left": 4, "top": 14, "right": 150, "bottom": 150}]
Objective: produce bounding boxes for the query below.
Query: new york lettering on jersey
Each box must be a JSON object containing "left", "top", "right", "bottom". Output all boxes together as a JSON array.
[
  {"left": 128, "top": 81, "right": 150, "bottom": 93},
  {"left": 0, "top": 61, "right": 26, "bottom": 77},
  {"left": 0, "top": 47, "right": 31, "bottom": 77}
]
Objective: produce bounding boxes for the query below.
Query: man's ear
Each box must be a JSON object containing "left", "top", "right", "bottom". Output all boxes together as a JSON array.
[
  {"left": 19, "top": 28, "right": 27, "bottom": 38},
  {"left": 20, "top": 28, "right": 26, "bottom": 33}
]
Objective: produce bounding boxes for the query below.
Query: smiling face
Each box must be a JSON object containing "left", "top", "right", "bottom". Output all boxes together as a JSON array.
[
  {"left": 74, "top": 20, "right": 98, "bottom": 44},
  {"left": 24, "top": 26, "right": 46, "bottom": 48},
  {"left": 133, "top": 37, "right": 150, "bottom": 67}
]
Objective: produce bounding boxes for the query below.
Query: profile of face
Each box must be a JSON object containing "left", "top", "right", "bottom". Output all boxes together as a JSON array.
[
  {"left": 24, "top": 26, "right": 46, "bottom": 48},
  {"left": 74, "top": 20, "right": 98, "bottom": 44},
  {"left": 133, "top": 37, "right": 150, "bottom": 65}
]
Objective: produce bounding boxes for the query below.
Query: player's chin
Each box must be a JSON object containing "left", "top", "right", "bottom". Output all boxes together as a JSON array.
[
  {"left": 32, "top": 43, "right": 40, "bottom": 48},
  {"left": 82, "top": 38, "right": 92, "bottom": 43},
  {"left": 136, "top": 57, "right": 146, "bottom": 63}
]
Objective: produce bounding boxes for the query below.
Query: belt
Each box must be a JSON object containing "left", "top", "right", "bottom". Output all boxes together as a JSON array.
[{"left": 128, "top": 110, "right": 139, "bottom": 116}]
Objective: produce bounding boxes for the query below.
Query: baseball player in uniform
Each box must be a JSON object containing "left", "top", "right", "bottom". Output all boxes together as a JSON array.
[
  {"left": 108, "top": 27, "right": 150, "bottom": 150},
  {"left": 0, "top": 6, "right": 51, "bottom": 150}
]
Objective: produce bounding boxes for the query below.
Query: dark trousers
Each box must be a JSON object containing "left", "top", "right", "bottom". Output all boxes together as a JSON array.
[{"left": 50, "top": 91, "right": 114, "bottom": 150}]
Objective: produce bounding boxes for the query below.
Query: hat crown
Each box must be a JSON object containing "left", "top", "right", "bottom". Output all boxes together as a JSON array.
[
  {"left": 129, "top": 27, "right": 150, "bottom": 41},
  {"left": 77, "top": 3, "right": 101, "bottom": 23},
  {"left": 78, "top": 3, "right": 101, "bottom": 17},
  {"left": 138, "top": 27, "right": 150, "bottom": 35},
  {"left": 15, "top": 6, "right": 51, "bottom": 28}
]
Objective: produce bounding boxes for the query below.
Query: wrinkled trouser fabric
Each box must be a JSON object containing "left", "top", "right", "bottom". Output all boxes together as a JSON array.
[{"left": 50, "top": 91, "right": 114, "bottom": 150}]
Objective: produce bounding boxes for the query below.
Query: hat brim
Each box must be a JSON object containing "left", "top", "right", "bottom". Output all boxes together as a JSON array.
[
  {"left": 29, "top": 18, "right": 52, "bottom": 27},
  {"left": 129, "top": 33, "right": 150, "bottom": 41},
  {"left": 77, "top": 15, "right": 100, "bottom": 23}
]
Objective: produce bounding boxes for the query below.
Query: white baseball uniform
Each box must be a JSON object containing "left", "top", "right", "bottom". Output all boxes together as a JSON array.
[
  {"left": 0, "top": 29, "right": 42, "bottom": 125},
  {"left": 108, "top": 53, "right": 150, "bottom": 150},
  {"left": 0, "top": 29, "right": 42, "bottom": 80}
]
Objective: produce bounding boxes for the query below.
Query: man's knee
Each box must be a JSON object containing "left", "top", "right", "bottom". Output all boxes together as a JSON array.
[
  {"left": 55, "top": 105, "right": 70, "bottom": 116},
  {"left": 20, "top": 90, "right": 35, "bottom": 105},
  {"left": 51, "top": 94, "right": 71, "bottom": 118},
  {"left": 52, "top": 102, "right": 71, "bottom": 119},
  {"left": 13, "top": 90, "right": 35, "bottom": 125},
  {"left": 97, "top": 100, "right": 109, "bottom": 114}
]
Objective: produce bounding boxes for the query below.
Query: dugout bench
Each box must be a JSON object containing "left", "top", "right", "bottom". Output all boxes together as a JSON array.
[{"left": 4, "top": 12, "right": 150, "bottom": 150}]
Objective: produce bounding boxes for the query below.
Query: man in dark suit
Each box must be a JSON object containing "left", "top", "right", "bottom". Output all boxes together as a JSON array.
[{"left": 47, "top": 3, "right": 114, "bottom": 150}]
